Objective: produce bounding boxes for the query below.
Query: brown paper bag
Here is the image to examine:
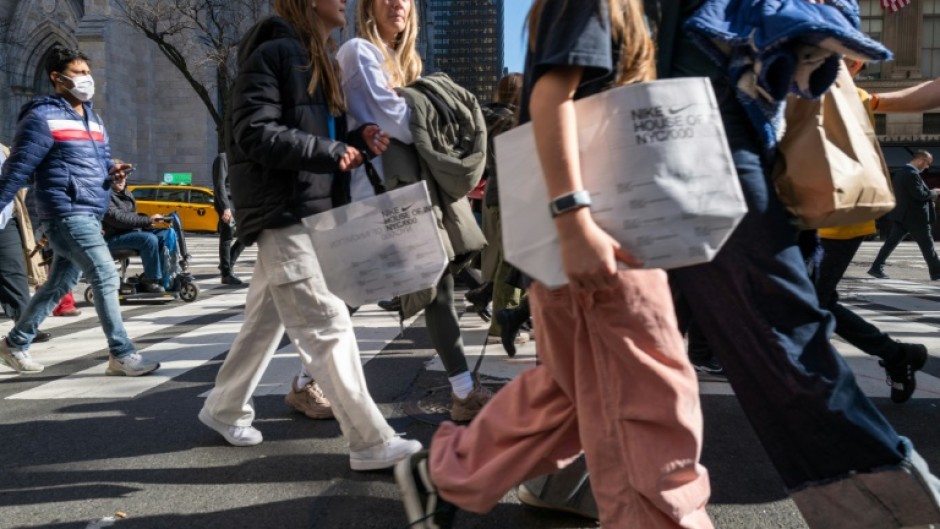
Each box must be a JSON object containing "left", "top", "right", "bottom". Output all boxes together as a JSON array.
[{"left": 773, "top": 64, "right": 895, "bottom": 229}]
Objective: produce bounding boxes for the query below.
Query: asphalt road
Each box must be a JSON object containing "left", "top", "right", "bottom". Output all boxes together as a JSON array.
[{"left": 1, "top": 237, "right": 939, "bottom": 529}]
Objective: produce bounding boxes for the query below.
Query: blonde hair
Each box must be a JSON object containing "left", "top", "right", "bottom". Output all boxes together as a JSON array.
[
  {"left": 356, "top": 0, "right": 423, "bottom": 87},
  {"left": 274, "top": 0, "right": 346, "bottom": 115},
  {"left": 528, "top": 0, "right": 655, "bottom": 85}
]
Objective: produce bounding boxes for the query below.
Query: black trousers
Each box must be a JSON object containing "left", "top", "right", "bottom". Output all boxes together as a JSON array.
[
  {"left": 218, "top": 219, "right": 245, "bottom": 276},
  {"left": 0, "top": 218, "right": 31, "bottom": 321},
  {"left": 871, "top": 219, "right": 940, "bottom": 278}
]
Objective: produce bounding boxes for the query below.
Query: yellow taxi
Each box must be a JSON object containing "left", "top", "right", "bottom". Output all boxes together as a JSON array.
[{"left": 127, "top": 184, "right": 219, "bottom": 233}]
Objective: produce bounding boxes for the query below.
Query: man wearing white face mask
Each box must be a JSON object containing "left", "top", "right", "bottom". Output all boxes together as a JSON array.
[{"left": 0, "top": 46, "right": 159, "bottom": 377}]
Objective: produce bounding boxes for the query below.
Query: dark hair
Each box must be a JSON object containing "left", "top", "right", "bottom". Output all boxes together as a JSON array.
[
  {"left": 494, "top": 73, "right": 523, "bottom": 107},
  {"left": 44, "top": 47, "right": 90, "bottom": 84}
]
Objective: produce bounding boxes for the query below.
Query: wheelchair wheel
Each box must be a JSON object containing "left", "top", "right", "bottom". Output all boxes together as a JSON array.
[
  {"left": 83, "top": 287, "right": 94, "bottom": 305},
  {"left": 179, "top": 281, "right": 199, "bottom": 303}
]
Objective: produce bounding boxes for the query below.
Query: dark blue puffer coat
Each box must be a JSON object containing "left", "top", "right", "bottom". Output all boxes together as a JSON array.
[{"left": 0, "top": 94, "right": 114, "bottom": 221}]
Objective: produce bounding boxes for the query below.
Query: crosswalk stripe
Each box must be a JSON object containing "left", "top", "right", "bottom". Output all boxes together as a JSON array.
[
  {"left": 8, "top": 314, "right": 246, "bottom": 399},
  {"left": 224, "top": 307, "right": 422, "bottom": 398},
  {"left": 0, "top": 284, "right": 250, "bottom": 382},
  {"left": 4, "top": 238, "right": 940, "bottom": 401}
]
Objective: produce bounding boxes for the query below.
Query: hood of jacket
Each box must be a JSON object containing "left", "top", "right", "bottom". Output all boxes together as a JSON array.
[
  {"left": 238, "top": 16, "right": 298, "bottom": 65},
  {"left": 399, "top": 73, "right": 487, "bottom": 200}
]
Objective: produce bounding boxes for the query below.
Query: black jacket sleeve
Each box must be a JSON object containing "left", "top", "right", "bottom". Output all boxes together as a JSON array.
[
  {"left": 212, "top": 153, "right": 233, "bottom": 213},
  {"left": 902, "top": 168, "right": 935, "bottom": 204},
  {"left": 103, "top": 193, "right": 151, "bottom": 232},
  {"left": 231, "top": 40, "right": 348, "bottom": 174}
]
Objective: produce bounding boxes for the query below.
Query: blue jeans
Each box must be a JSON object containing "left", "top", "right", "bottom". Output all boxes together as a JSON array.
[
  {"left": 669, "top": 85, "right": 906, "bottom": 489},
  {"left": 107, "top": 228, "right": 176, "bottom": 285},
  {"left": 7, "top": 215, "right": 135, "bottom": 357}
]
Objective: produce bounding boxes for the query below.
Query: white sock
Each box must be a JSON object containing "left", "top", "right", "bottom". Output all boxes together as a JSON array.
[
  {"left": 449, "top": 371, "right": 475, "bottom": 399},
  {"left": 295, "top": 367, "right": 313, "bottom": 391}
]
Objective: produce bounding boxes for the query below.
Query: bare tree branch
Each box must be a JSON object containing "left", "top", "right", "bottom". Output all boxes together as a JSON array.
[{"left": 112, "top": 0, "right": 269, "bottom": 151}]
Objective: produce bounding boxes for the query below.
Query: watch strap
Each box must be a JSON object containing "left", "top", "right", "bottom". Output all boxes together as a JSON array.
[{"left": 549, "top": 190, "right": 592, "bottom": 218}]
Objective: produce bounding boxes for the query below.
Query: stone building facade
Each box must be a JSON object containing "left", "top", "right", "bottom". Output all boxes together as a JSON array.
[
  {"left": 0, "top": 1, "right": 504, "bottom": 188},
  {"left": 859, "top": 0, "right": 940, "bottom": 159},
  {"left": 0, "top": 0, "right": 216, "bottom": 187}
]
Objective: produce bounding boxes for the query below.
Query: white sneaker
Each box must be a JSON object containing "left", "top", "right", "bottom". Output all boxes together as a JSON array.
[
  {"left": 198, "top": 408, "right": 263, "bottom": 447},
  {"left": 0, "top": 337, "right": 43, "bottom": 373},
  {"left": 350, "top": 436, "right": 423, "bottom": 471},
  {"left": 105, "top": 352, "right": 160, "bottom": 377}
]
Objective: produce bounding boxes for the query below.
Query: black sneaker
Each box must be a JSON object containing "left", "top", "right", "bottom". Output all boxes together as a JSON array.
[
  {"left": 867, "top": 267, "right": 889, "bottom": 279},
  {"left": 692, "top": 357, "right": 727, "bottom": 381},
  {"left": 395, "top": 451, "right": 457, "bottom": 529},
  {"left": 221, "top": 274, "right": 243, "bottom": 286},
  {"left": 34, "top": 330, "right": 52, "bottom": 343},
  {"left": 881, "top": 343, "right": 928, "bottom": 404},
  {"left": 464, "top": 282, "right": 492, "bottom": 308},
  {"left": 377, "top": 297, "right": 402, "bottom": 313},
  {"left": 139, "top": 279, "right": 166, "bottom": 293},
  {"left": 464, "top": 283, "right": 492, "bottom": 323}
]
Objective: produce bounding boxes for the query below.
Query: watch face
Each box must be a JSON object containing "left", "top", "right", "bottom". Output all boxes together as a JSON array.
[{"left": 550, "top": 191, "right": 591, "bottom": 217}]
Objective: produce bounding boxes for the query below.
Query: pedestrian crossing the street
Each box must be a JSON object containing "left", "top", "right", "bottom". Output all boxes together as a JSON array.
[{"left": 2, "top": 238, "right": 940, "bottom": 402}]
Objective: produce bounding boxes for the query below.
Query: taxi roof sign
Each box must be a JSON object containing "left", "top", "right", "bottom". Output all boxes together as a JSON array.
[{"left": 163, "top": 172, "right": 192, "bottom": 185}]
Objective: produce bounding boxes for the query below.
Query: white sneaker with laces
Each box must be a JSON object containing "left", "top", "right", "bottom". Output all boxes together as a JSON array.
[
  {"left": 0, "top": 337, "right": 43, "bottom": 373},
  {"left": 198, "top": 408, "right": 263, "bottom": 447},
  {"left": 350, "top": 436, "right": 423, "bottom": 471},
  {"left": 105, "top": 352, "right": 160, "bottom": 377}
]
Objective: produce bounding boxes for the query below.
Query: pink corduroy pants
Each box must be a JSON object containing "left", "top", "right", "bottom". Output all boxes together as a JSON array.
[{"left": 429, "top": 269, "right": 714, "bottom": 528}]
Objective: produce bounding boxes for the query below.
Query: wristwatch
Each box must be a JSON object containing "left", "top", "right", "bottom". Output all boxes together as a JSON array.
[{"left": 549, "top": 190, "right": 592, "bottom": 218}]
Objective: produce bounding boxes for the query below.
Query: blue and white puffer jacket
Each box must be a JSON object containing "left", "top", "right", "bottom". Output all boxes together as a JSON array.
[{"left": 0, "top": 95, "right": 113, "bottom": 221}]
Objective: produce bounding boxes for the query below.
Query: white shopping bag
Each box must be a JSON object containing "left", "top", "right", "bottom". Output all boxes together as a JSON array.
[
  {"left": 302, "top": 181, "right": 448, "bottom": 307},
  {"left": 496, "top": 77, "right": 747, "bottom": 288}
]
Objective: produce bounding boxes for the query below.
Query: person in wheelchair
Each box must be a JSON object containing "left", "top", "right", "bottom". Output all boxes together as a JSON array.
[{"left": 102, "top": 167, "right": 174, "bottom": 294}]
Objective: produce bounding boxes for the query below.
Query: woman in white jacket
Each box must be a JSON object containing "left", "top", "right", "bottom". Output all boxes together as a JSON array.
[{"left": 337, "top": 0, "right": 491, "bottom": 422}]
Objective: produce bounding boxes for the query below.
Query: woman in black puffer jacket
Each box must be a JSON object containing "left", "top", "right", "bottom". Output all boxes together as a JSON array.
[{"left": 198, "top": 0, "right": 423, "bottom": 471}]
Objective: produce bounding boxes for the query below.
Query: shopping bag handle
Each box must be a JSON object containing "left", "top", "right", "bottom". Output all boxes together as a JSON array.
[{"left": 364, "top": 160, "right": 387, "bottom": 196}]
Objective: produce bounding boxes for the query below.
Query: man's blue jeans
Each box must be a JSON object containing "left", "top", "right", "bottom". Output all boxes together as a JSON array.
[
  {"left": 7, "top": 215, "right": 135, "bottom": 357},
  {"left": 669, "top": 85, "right": 906, "bottom": 489},
  {"left": 107, "top": 228, "right": 176, "bottom": 285}
]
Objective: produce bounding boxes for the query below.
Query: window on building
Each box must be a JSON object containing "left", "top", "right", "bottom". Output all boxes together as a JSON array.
[
  {"left": 924, "top": 0, "right": 940, "bottom": 78},
  {"left": 924, "top": 113, "right": 940, "bottom": 134},
  {"left": 859, "top": 0, "right": 883, "bottom": 79},
  {"left": 875, "top": 114, "right": 887, "bottom": 136}
]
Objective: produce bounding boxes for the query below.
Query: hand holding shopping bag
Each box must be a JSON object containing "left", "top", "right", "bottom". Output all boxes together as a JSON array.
[
  {"left": 495, "top": 77, "right": 747, "bottom": 288},
  {"left": 302, "top": 181, "right": 448, "bottom": 307}
]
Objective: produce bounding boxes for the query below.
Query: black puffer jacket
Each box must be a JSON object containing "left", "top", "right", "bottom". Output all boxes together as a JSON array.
[
  {"left": 102, "top": 189, "right": 151, "bottom": 239},
  {"left": 228, "top": 16, "right": 353, "bottom": 246}
]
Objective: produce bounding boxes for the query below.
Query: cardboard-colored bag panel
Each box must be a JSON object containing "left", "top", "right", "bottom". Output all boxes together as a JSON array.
[{"left": 774, "top": 64, "right": 895, "bottom": 229}]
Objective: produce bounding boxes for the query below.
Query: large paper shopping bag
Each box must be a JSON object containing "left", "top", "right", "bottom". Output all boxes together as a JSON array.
[
  {"left": 496, "top": 77, "right": 747, "bottom": 288},
  {"left": 302, "top": 181, "right": 448, "bottom": 307}
]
